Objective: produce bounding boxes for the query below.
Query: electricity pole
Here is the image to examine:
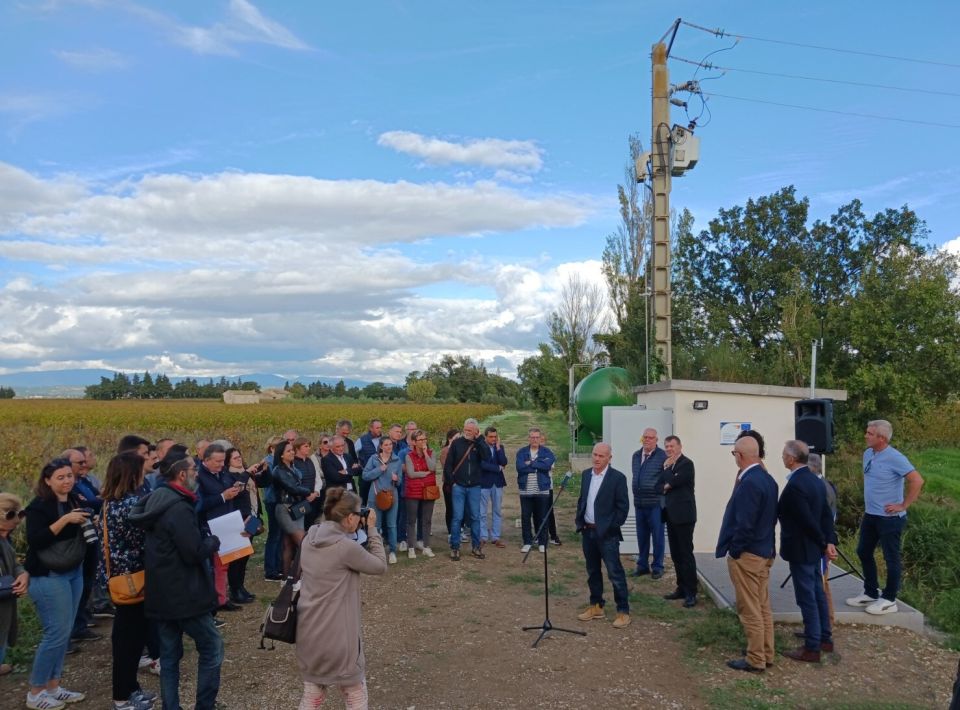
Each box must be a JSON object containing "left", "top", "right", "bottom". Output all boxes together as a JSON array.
[{"left": 651, "top": 40, "right": 672, "bottom": 378}]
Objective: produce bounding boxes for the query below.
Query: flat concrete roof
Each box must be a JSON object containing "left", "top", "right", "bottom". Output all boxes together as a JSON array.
[{"left": 634, "top": 379, "right": 847, "bottom": 401}]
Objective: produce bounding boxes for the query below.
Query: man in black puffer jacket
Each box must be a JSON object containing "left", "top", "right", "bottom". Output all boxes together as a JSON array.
[{"left": 131, "top": 453, "right": 223, "bottom": 710}]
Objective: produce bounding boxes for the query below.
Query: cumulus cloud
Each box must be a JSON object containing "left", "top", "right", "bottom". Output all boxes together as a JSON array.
[
  {"left": 378, "top": 131, "right": 544, "bottom": 173},
  {"left": 0, "top": 161, "right": 601, "bottom": 382}
]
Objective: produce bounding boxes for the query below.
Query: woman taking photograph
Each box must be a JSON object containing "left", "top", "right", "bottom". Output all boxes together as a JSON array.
[
  {"left": 98, "top": 451, "right": 157, "bottom": 710},
  {"left": 0, "top": 492, "right": 29, "bottom": 677},
  {"left": 224, "top": 447, "right": 267, "bottom": 604},
  {"left": 271, "top": 440, "right": 319, "bottom": 575},
  {"left": 296, "top": 488, "right": 385, "bottom": 710},
  {"left": 361, "top": 439, "right": 402, "bottom": 565},
  {"left": 402, "top": 430, "right": 438, "bottom": 560},
  {"left": 24, "top": 458, "right": 90, "bottom": 709}
]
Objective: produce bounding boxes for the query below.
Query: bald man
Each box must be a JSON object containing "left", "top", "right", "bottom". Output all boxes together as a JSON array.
[
  {"left": 575, "top": 443, "right": 631, "bottom": 629},
  {"left": 716, "top": 435, "right": 779, "bottom": 673}
]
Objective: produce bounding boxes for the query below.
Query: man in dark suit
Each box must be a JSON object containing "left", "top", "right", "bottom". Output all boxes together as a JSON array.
[
  {"left": 196, "top": 443, "right": 243, "bottom": 612},
  {"left": 778, "top": 440, "right": 838, "bottom": 663},
  {"left": 660, "top": 435, "right": 698, "bottom": 607},
  {"left": 716, "top": 435, "right": 779, "bottom": 673},
  {"left": 631, "top": 428, "right": 668, "bottom": 578},
  {"left": 575, "top": 443, "right": 631, "bottom": 629},
  {"left": 321, "top": 436, "right": 357, "bottom": 492}
]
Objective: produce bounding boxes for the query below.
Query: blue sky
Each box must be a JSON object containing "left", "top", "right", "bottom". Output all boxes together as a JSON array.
[{"left": 2, "top": 1, "right": 958, "bottom": 383}]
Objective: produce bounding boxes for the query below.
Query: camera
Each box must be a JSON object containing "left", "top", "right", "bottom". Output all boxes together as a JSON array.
[
  {"left": 78, "top": 509, "right": 98, "bottom": 545},
  {"left": 357, "top": 507, "right": 371, "bottom": 532}
]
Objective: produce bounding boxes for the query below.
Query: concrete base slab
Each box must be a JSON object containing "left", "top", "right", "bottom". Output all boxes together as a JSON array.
[{"left": 695, "top": 553, "right": 925, "bottom": 634}]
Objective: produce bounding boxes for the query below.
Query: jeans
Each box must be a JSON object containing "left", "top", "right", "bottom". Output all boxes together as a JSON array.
[
  {"left": 157, "top": 613, "right": 224, "bottom": 710},
  {"left": 368, "top": 488, "right": 398, "bottom": 553},
  {"left": 479, "top": 486, "right": 504, "bottom": 542},
  {"left": 635, "top": 505, "right": 665, "bottom": 573},
  {"left": 264, "top": 502, "right": 283, "bottom": 577},
  {"left": 581, "top": 528, "right": 629, "bottom": 613},
  {"left": 857, "top": 513, "right": 906, "bottom": 601},
  {"left": 789, "top": 561, "right": 832, "bottom": 651},
  {"left": 519, "top": 495, "right": 549, "bottom": 546},
  {"left": 450, "top": 484, "right": 481, "bottom": 550},
  {"left": 396, "top": 480, "right": 407, "bottom": 544},
  {"left": 28, "top": 566, "right": 83, "bottom": 687}
]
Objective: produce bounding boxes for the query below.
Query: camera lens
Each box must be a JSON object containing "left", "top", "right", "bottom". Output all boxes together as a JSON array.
[{"left": 80, "top": 519, "right": 98, "bottom": 545}]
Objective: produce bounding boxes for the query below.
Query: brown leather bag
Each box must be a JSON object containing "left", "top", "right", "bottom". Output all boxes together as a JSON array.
[
  {"left": 374, "top": 482, "right": 394, "bottom": 511},
  {"left": 102, "top": 508, "right": 145, "bottom": 606},
  {"left": 422, "top": 484, "right": 441, "bottom": 501}
]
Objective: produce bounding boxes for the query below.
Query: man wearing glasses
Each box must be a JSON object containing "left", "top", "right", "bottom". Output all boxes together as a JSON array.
[{"left": 716, "top": 435, "right": 779, "bottom": 673}]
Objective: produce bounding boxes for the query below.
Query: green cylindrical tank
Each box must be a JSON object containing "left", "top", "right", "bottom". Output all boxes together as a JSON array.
[{"left": 573, "top": 367, "right": 635, "bottom": 439}]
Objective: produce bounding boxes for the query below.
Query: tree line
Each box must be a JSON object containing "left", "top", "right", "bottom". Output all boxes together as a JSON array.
[
  {"left": 0, "top": 386, "right": 15, "bottom": 399},
  {"left": 518, "top": 138, "right": 960, "bottom": 438},
  {"left": 84, "top": 373, "right": 259, "bottom": 400}
]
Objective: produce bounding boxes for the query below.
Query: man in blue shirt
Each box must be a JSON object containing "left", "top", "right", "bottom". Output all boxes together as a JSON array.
[{"left": 846, "top": 419, "right": 924, "bottom": 615}]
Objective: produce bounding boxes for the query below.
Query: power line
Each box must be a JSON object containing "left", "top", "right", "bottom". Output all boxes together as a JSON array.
[
  {"left": 702, "top": 91, "right": 960, "bottom": 129},
  {"left": 672, "top": 55, "right": 960, "bottom": 98},
  {"left": 681, "top": 19, "right": 960, "bottom": 69}
]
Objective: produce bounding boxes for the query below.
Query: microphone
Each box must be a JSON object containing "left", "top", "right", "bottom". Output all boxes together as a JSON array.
[{"left": 559, "top": 471, "right": 574, "bottom": 490}]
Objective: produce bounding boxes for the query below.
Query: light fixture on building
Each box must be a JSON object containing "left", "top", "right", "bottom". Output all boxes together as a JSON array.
[{"left": 692, "top": 400, "right": 708, "bottom": 411}]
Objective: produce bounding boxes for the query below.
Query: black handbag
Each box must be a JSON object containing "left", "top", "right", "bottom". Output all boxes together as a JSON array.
[
  {"left": 36, "top": 529, "right": 86, "bottom": 572},
  {"left": 259, "top": 549, "right": 301, "bottom": 649},
  {"left": 288, "top": 499, "right": 311, "bottom": 521},
  {"left": 0, "top": 574, "right": 14, "bottom": 601}
]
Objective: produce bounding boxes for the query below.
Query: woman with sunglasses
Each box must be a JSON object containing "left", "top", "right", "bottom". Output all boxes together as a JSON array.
[
  {"left": 296, "top": 488, "right": 385, "bottom": 709},
  {"left": 0, "top": 493, "right": 29, "bottom": 677},
  {"left": 24, "top": 458, "right": 91, "bottom": 709},
  {"left": 98, "top": 452, "right": 157, "bottom": 710}
]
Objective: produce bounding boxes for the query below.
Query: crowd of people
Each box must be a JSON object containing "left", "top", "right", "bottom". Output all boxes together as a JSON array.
[{"left": 0, "top": 415, "right": 932, "bottom": 708}]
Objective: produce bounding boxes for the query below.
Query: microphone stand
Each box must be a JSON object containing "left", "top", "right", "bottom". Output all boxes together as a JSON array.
[{"left": 521, "top": 473, "right": 586, "bottom": 648}]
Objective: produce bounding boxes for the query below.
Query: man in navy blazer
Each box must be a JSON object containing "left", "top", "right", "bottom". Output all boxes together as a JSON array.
[
  {"left": 661, "top": 435, "right": 698, "bottom": 607},
  {"left": 575, "top": 443, "right": 631, "bottom": 628},
  {"left": 716, "top": 435, "right": 779, "bottom": 673},
  {"left": 631, "top": 428, "right": 668, "bottom": 577},
  {"left": 778, "top": 440, "right": 838, "bottom": 663}
]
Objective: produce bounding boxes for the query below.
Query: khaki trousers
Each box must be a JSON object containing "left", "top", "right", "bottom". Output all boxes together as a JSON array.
[{"left": 727, "top": 552, "right": 774, "bottom": 669}]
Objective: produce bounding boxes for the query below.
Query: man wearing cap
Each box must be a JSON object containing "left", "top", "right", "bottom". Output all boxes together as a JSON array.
[{"left": 631, "top": 428, "right": 667, "bottom": 578}]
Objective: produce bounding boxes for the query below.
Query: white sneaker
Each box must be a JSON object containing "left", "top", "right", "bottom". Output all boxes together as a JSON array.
[
  {"left": 398, "top": 541, "right": 408, "bottom": 552},
  {"left": 422, "top": 547, "right": 435, "bottom": 558},
  {"left": 520, "top": 544, "right": 532, "bottom": 553},
  {"left": 408, "top": 548, "right": 417, "bottom": 560},
  {"left": 538, "top": 545, "right": 545, "bottom": 553},
  {"left": 415, "top": 541, "right": 424, "bottom": 551},
  {"left": 26, "top": 691, "right": 65, "bottom": 710},
  {"left": 845, "top": 593, "right": 879, "bottom": 607},
  {"left": 388, "top": 552, "right": 397, "bottom": 564},
  {"left": 865, "top": 598, "right": 898, "bottom": 615},
  {"left": 137, "top": 654, "right": 152, "bottom": 670},
  {"left": 49, "top": 687, "right": 85, "bottom": 704}
]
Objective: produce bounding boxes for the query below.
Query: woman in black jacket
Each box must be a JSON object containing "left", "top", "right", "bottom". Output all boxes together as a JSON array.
[
  {"left": 271, "top": 440, "right": 318, "bottom": 575},
  {"left": 224, "top": 447, "right": 268, "bottom": 604},
  {"left": 24, "top": 458, "right": 91, "bottom": 709}
]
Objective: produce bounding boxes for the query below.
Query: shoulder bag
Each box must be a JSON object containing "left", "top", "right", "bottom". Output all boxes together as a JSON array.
[
  {"left": 36, "top": 526, "right": 86, "bottom": 572},
  {"left": 102, "top": 508, "right": 145, "bottom": 605},
  {"left": 288, "top": 499, "right": 312, "bottom": 520},
  {"left": 373, "top": 481, "right": 394, "bottom": 511},
  {"left": 260, "top": 548, "right": 301, "bottom": 649}
]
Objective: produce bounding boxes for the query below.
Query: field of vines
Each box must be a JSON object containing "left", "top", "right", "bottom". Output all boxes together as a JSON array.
[{"left": 0, "top": 399, "right": 502, "bottom": 497}]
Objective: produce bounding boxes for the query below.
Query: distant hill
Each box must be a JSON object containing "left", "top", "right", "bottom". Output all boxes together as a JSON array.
[{"left": 0, "top": 369, "right": 375, "bottom": 398}]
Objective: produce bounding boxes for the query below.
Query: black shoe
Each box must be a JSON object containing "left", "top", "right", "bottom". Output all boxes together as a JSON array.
[
  {"left": 739, "top": 650, "right": 774, "bottom": 668},
  {"left": 240, "top": 587, "right": 257, "bottom": 601},
  {"left": 264, "top": 573, "right": 284, "bottom": 582},
  {"left": 218, "top": 601, "right": 241, "bottom": 612},
  {"left": 65, "top": 641, "right": 80, "bottom": 655},
  {"left": 683, "top": 596, "right": 698, "bottom": 608},
  {"left": 471, "top": 547, "right": 486, "bottom": 560},
  {"left": 651, "top": 571, "right": 664, "bottom": 580},
  {"left": 726, "top": 658, "right": 764, "bottom": 673},
  {"left": 663, "top": 590, "right": 685, "bottom": 600},
  {"left": 92, "top": 605, "right": 116, "bottom": 618},
  {"left": 230, "top": 593, "right": 253, "bottom": 605},
  {"left": 550, "top": 538, "right": 562, "bottom": 546},
  {"left": 632, "top": 568, "right": 650, "bottom": 577},
  {"left": 71, "top": 629, "right": 102, "bottom": 642}
]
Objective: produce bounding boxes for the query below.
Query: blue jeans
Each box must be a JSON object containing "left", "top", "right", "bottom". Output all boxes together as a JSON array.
[
  {"left": 789, "top": 561, "right": 832, "bottom": 650},
  {"left": 450, "top": 484, "right": 481, "bottom": 550},
  {"left": 479, "top": 486, "right": 504, "bottom": 542},
  {"left": 264, "top": 502, "right": 282, "bottom": 577},
  {"left": 635, "top": 505, "right": 665, "bottom": 573},
  {"left": 368, "top": 488, "right": 399, "bottom": 553},
  {"left": 157, "top": 613, "right": 224, "bottom": 710},
  {"left": 582, "top": 528, "right": 629, "bottom": 613},
  {"left": 28, "top": 566, "right": 83, "bottom": 687},
  {"left": 857, "top": 514, "right": 905, "bottom": 601}
]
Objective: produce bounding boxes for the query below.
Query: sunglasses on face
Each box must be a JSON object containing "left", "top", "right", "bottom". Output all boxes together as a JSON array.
[{"left": 3, "top": 509, "right": 26, "bottom": 521}]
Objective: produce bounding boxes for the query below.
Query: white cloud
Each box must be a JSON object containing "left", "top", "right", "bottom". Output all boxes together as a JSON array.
[
  {"left": 941, "top": 235, "right": 960, "bottom": 256},
  {"left": 378, "top": 131, "right": 544, "bottom": 173},
  {"left": 54, "top": 48, "right": 128, "bottom": 71}
]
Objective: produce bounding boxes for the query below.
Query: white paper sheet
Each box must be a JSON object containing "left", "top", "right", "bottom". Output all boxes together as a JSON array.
[{"left": 208, "top": 509, "right": 254, "bottom": 563}]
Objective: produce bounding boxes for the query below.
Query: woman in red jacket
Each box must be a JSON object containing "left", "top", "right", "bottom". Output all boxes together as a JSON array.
[{"left": 402, "top": 430, "right": 438, "bottom": 560}]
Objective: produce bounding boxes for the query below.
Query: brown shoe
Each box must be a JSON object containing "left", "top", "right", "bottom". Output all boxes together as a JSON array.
[
  {"left": 612, "top": 612, "right": 632, "bottom": 629},
  {"left": 577, "top": 604, "right": 604, "bottom": 621},
  {"left": 820, "top": 641, "right": 834, "bottom": 653},
  {"left": 493, "top": 539, "right": 506, "bottom": 548},
  {"left": 782, "top": 646, "right": 821, "bottom": 663}
]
